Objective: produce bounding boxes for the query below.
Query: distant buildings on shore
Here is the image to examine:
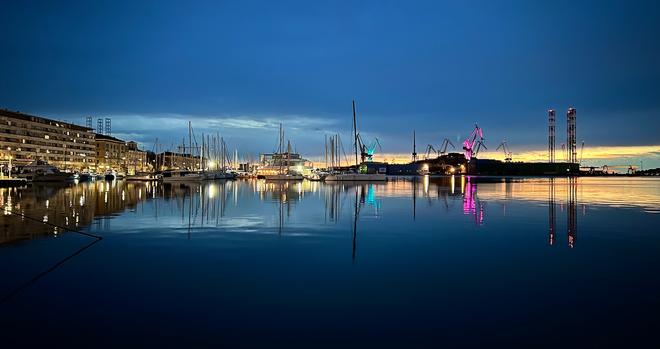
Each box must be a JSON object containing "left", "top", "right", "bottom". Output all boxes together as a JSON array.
[{"left": 0, "top": 109, "right": 203, "bottom": 174}]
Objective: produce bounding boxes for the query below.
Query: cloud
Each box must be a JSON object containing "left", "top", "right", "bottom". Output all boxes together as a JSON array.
[
  {"left": 105, "top": 113, "right": 337, "bottom": 133},
  {"left": 87, "top": 112, "right": 341, "bottom": 154}
]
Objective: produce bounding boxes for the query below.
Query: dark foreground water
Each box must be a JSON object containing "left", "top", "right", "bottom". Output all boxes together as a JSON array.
[{"left": 1, "top": 177, "right": 659, "bottom": 347}]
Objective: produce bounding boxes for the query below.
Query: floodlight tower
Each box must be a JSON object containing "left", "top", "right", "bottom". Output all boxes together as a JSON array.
[
  {"left": 548, "top": 109, "right": 555, "bottom": 163},
  {"left": 567, "top": 108, "right": 577, "bottom": 163},
  {"left": 97, "top": 118, "right": 104, "bottom": 134}
]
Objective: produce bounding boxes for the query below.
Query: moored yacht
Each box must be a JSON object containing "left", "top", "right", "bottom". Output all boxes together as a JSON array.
[
  {"left": 126, "top": 172, "right": 162, "bottom": 181},
  {"left": 16, "top": 160, "right": 74, "bottom": 182},
  {"left": 264, "top": 173, "right": 303, "bottom": 180},
  {"left": 161, "top": 169, "right": 203, "bottom": 182},
  {"left": 78, "top": 171, "right": 96, "bottom": 182},
  {"left": 104, "top": 169, "right": 118, "bottom": 181},
  {"left": 303, "top": 171, "right": 327, "bottom": 181},
  {"left": 324, "top": 172, "right": 386, "bottom": 181}
]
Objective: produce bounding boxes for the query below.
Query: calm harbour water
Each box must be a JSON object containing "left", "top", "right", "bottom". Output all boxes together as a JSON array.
[{"left": 1, "top": 177, "right": 659, "bottom": 347}]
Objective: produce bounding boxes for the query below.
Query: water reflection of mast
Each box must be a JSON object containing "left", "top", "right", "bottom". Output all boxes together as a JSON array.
[
  {"left": 567, "top": 177, "right": 578, "bottom": 248},
  {"left": 278, "top": 182, "right": 285, "bottom": 235},
  {"left": 187, "top": 186, "right": 193, "bottom": 239},
  {"left": 352, "top": 186, "right": 360, "bottom": 262},
  {"left": 324, "top": 184, "right": 341, "bottom": 223},
  {"left": 412, "top": 177, "right": 417, "bottom": 220},
  {"left": 548, "top": 178, "right": 556, "bottom": 246}
]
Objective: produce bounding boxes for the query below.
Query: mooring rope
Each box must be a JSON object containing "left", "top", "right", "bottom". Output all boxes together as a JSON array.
[
  {"left": 0, "top": 210, "right": 103, "bottom": 305},
  {"left": 7, "top": 210, "right": 103, "bottom": 240}
]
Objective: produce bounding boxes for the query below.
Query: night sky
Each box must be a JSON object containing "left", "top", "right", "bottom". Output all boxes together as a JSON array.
[{"left": 1, "top": 0, "right": 658, "bottom": 166}]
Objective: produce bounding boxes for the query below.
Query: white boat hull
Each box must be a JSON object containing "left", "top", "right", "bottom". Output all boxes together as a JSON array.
[
  {"left": 325, "top": 173, "right": 386, "bottom": 181},
  {"left": 162, "top": 175, "right": 203, "bottom": 182},
  {"left": 203, "top": 172, "right": 236, "bottom": 180},
  {"left": 263, "top": 174, "right": 303, "bottom": 180},
  {"left": 126, "top": 175, "right": 161, "bottom": 181}
]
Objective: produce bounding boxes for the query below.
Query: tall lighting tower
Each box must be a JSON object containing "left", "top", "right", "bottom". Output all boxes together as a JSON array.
[
  {"left": 548, "top": 109, "right": 555, "bottom": 163},
  {"left": 105, "top": 117, "right": 112, "bottom": 136},
  {"left": 567, "top": 108, "right": 577, "bottom": 163}
]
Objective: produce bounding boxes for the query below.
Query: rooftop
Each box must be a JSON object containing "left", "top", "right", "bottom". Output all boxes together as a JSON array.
[{"left": 0, "top": 108, "right": 93, "bottom": 132}]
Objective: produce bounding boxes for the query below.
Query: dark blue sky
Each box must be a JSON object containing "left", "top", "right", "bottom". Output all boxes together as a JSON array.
[{"left": 1, "top": 0, "right": 658, "bottom": 160}]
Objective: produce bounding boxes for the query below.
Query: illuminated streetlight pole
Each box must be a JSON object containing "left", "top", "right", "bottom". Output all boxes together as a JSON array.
[{"left": 5, "top": 147, "right": 13, "bottom": 178}]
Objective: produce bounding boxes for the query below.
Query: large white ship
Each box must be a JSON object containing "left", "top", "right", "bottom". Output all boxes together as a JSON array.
[{"left": 256, "top": 124, "right": 310, "bottom": 180}]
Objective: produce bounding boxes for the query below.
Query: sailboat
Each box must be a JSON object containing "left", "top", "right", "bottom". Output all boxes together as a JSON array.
[
  {"left": 325, "top": 100, "right": 386, "bottom": 181},
  {"left": 163, "top": 121, "right": 203, "bottom": 182}
]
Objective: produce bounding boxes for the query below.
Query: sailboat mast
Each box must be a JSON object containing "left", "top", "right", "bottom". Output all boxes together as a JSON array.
[
  {"left": 201, "top": 132, "right": 204, "bottom": 172},
  {"left": 188, "top": 121, "right": 192, "bottom": 169},
  {"left": 352, "top": 100, "right": 359, "bottom": 167},
  {"left": 221, "top": 137, "right": 225, "bottom": 172},
  {"left": 278, "top": 123, "right": 283, "bottom": 174},
  {"left": 287, "top": 140, "right": 291, "bottom": 173}
]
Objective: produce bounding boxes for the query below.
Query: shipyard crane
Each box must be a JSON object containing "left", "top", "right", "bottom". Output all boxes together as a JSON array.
[
  {"left": 601, "top": 164, "right": 638, "bottom": 174},
  {"left": 439, "top": 138, "right": 455, "bottom": 155},
  {"left": 474, "top": 140, "right": 487, "bottom": 157},
  {"left": 462, "top": 124, "right": 485, "bottom": 160},
  {"left": 425, "top": 144, "right": 437, "bottom": 159},
  {"left": 357, "top": 133, "right": 382, "bottom": 162},
  {"left": 496, "top": 140, "right": 512, "bottom": 162}
]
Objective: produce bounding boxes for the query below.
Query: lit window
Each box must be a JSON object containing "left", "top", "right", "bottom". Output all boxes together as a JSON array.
[{"left": 44, "top": 135, "right": 49, "bottom": 139}]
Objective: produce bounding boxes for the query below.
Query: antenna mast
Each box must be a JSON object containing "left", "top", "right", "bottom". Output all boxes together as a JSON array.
[{"left": 412, "top": 130, "right": 417, "bottom": 162}]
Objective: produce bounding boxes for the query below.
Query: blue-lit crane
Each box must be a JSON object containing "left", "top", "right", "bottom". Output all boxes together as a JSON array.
[{"left": 357, "top": 133, "right": 382, "bottom": 162}]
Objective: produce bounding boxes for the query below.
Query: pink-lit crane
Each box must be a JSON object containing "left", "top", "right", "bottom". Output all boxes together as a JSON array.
[{"left": 462, "top": 124, "right": 485, "bottom": 160}]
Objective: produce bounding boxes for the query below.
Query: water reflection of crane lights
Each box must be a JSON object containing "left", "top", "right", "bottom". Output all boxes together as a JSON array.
[
  {"left": 567, "top": 177, "right": 578, "bottom": 248},
  {"left": 548, "top": 178, "right": 556, "bottom": 246},
  {"left": 462, "top": 176, "right": 484, "bottom": 225},
  {"left": 364, "top": 184, "right": 380, "bottom": 211}
]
